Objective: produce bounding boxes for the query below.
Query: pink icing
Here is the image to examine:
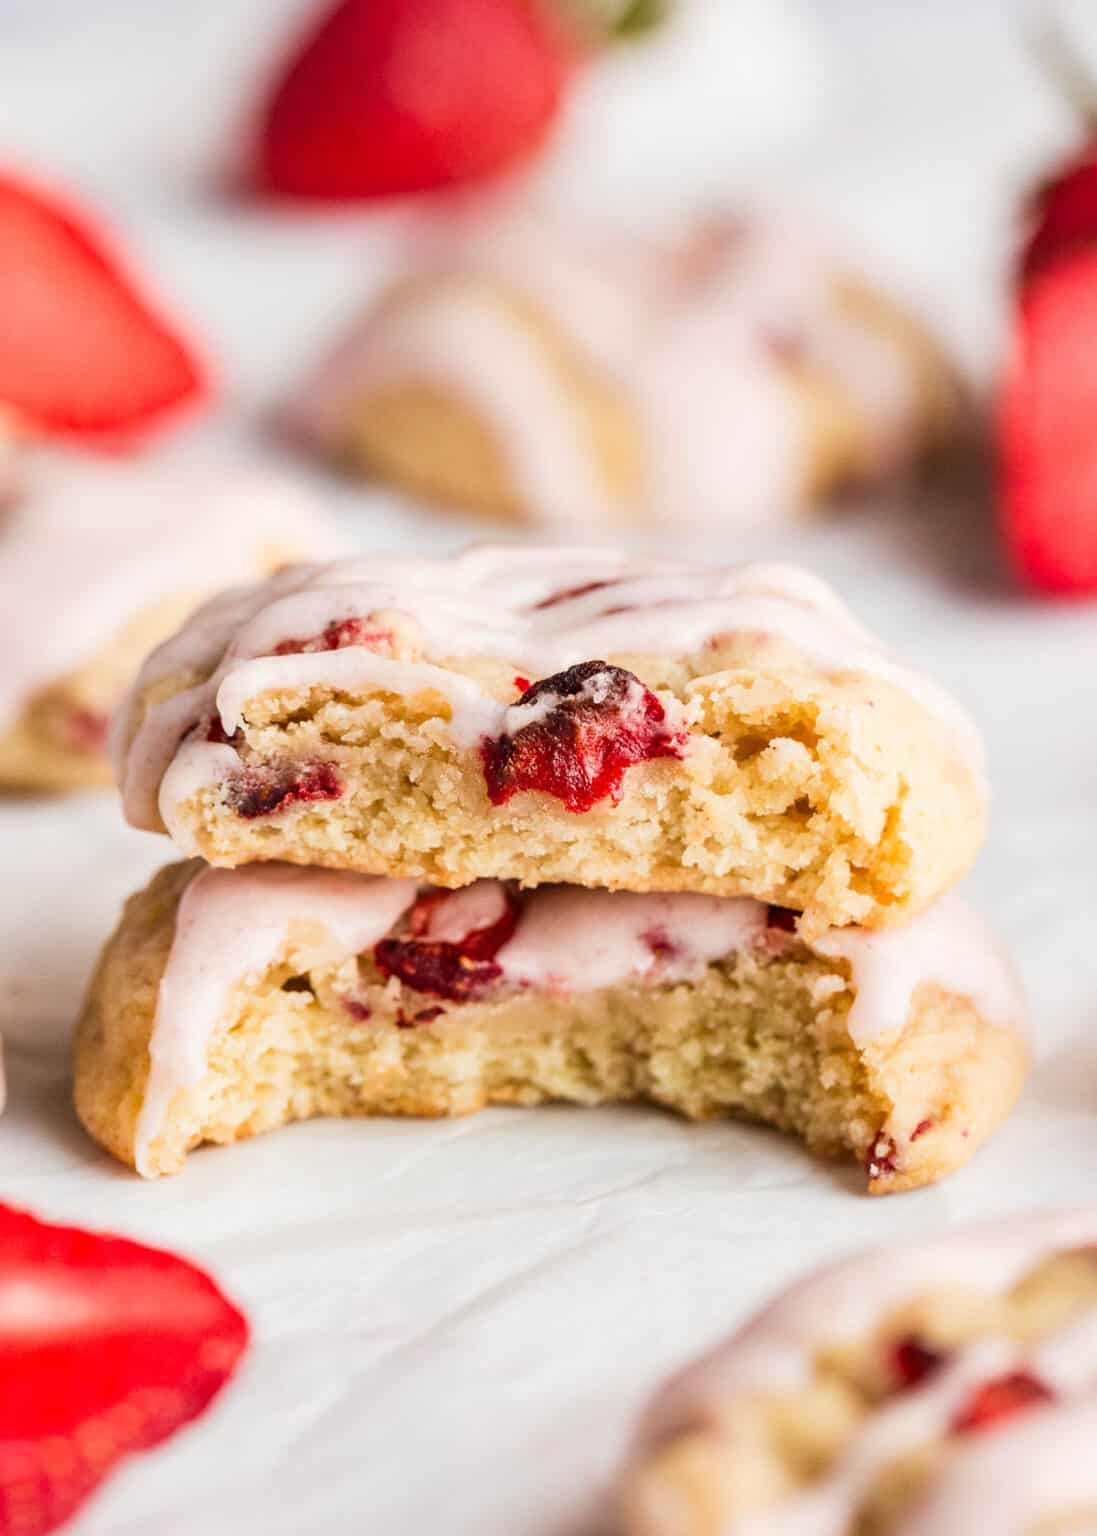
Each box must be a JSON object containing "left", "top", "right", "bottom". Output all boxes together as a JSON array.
[
  {"left": 132, "top": 867, "right": 1022, "bottom": 1178},
  {"left": 113, "top": 547, "right": 985, "bottom": 839},
  {"left": 0, "top": 453, "right": 332, "bottom": 733},
  {"left": 288, "top": 215, "right": 926, "bottom": 529},
  {"left": 624, "top": 1208, "right": 1097, "bottom": 1536}
]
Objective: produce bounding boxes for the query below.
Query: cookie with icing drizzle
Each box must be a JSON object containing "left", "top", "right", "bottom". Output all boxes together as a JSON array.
[
  {"left": 620, "top": 1207, "right": 1097, "bottom": 1536},
  {"left": 72, "top": 860, "right": 1025, "bottom": 1184},
  {"left": 0, "top": 455, "right": 333, "bottom": 792},
  {"left": 285, "top": 215, "right": 960, "bottom": 530},
  {"left": 114, "top": 546, "right": 986, "bottom": 937}
]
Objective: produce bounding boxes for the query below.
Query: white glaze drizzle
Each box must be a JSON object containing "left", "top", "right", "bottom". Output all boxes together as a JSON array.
[
  {"left": 132, "top": 867, "right": 1021, "bottom": 1177},
  {"left": 816, "top": 897, "right": 1025, "bottom": 1046},
  {"left": 135, "top": 865, "right": 417, "bottom": 1177},
  {"left": 626, "top": 1208, "right": 1097, "bottom": 1536},
  {"left": 0, "top": 454, "right": 331, "bottom": 732},
  {"left": 289, "top": 214, "right": 924, "bottom": 527},
  {"left": 114, "top": 546, "right": 985, "bottom": 833}
]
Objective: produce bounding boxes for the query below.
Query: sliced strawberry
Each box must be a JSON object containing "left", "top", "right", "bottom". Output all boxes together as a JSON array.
[
  {"left": 255, "top": 0, "right": 573, "bottom": 201},
  {"left": 999, "top": 248, "right": 1097, "bottom": 594},
  {"left": 951, "top": 1370, "right": 1054, "bottom": 1434},
  {"left": 481, "top": 661, "right": 687, "bottom": 814},
  {"left": 0, "top": 1203, "right": 248, "bottom": 1536},
  {"left": 0, "top": 172, "right": 208, "bottom": 441}
]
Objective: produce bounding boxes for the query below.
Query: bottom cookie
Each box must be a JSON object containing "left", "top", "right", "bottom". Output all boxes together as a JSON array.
[
  {"left": 73, "top": 862, "right": 1027, "bottom": 1186},
  {"left": 620, "top": 1206, "right": 1097, "bottom": 1536}
]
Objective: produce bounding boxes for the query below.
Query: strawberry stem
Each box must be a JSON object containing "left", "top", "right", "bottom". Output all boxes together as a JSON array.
[{"left": 1028, "top": 13, "right": 1097, "bottom": 128}]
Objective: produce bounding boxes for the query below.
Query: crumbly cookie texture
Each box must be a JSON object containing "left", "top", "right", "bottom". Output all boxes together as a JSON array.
[
  {"left": 621, "top": 1209, "right": 1097, "bottom": 1536},
  {"left": 287, "top": 217, "right": 960, "bottom": 531},
  {"left": 114, "top": 549, "right": 986, "bottom": 937},
  {"left": 73, "top": 860, "right": 1026, "bottom": 1185},
  {"left": 0, "top": 454, "right": 333, "bottom": 793}
]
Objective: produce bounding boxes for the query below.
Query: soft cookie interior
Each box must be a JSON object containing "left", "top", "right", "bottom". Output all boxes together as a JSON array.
[{"left": 74, "top": 862, "right": 1025, "bottom": 1186}]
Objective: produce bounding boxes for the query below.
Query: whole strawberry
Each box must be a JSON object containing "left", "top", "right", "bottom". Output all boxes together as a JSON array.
[
  {"left": 0, "top": 1204, "right": 248, "bottom": 1535},
  {"left": 1001, "top": 174, "right": 1097, "bottom": 594},
  {"left": 255, "top": 0, "right": 574, "bottom": 200},
  {"left": 0, "top": 172, "right": 208, "bottom": 442}
]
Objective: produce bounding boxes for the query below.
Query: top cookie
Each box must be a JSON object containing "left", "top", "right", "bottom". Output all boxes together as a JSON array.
[{"left": 114, "top": 546, "right": 985, "bottom": 934}]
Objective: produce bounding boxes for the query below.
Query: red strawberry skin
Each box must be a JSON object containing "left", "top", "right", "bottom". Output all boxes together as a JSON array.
[
  {"left": 1022, "top": 150, "right": 1097, "bottom": 282},
  {"left": 0, "top": 172, "right": 208, "bottom": 441},
  {"left": 256, "top": 0, "right": 572, "bottom": 200},
  {"left": 951, "top": 1370, "right": 1054, "bottom": 1435},
  {"left": 999, "top": 248, "right": 1097, "bottom": 594},
  {"left": 0, "top": 1204, "right": 248, "bottom": 1536}
]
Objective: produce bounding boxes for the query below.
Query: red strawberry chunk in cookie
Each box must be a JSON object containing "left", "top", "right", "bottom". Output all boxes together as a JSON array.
[
  {"left": 228, "top": 761, "right": 342, "bottom": 819},
  {"left": 273, "top": 616, "right": 391, "bottom": 655},
  {"left": 951, "top": 1370, "right": 1054, "bottom": 1434},
  {"left": 0, "top": 1203, "right": 247, "bottom": 1536},
  {"left": 890, "top": 1333, "right": 946, "bottom": 1390},
  {"left": 481, "top": 661, "right": 687, "bottom": 814},
  {"left": 374, "top": 883, "right": 519, "bottom": 1001}
]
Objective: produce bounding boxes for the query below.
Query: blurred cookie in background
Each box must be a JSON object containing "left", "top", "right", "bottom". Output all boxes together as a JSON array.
[
  {"left": 286, "top": 212, "right": 960, "bottom": 531},
  {"left": 0, "top": 455, "right": 335, "bottom": 793}
]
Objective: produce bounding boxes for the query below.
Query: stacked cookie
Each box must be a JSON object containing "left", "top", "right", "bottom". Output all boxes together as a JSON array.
[{"left": 75, "top": 547, "right": 1025, "bottom": 1189}]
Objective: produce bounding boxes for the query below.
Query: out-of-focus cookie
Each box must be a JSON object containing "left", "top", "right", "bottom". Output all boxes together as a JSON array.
[
  {"left": 0, "top": 456, "right": 335, "bottom": 792},
  {"left": 287, "top": 216, "right": 960, "bottom": 528},
  {"left": 621, "top": 1207, "right": 1097, "bottom": 1536},
  {"left": 74, "top": 859, "right": 1026, "bottom": 1185}
]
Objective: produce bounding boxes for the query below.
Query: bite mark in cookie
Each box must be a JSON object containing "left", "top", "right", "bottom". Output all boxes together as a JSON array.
[{"left": 481, "top": 660, "right": 687, "bottom": 813}]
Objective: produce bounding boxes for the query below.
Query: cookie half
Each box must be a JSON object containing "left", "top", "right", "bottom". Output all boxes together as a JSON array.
[
  {"left": 0, "top": 456, "right": 333, "bottom": 792},
  {"left": 621, "top": 1207, "right": 1097, "bottom": 1535},
  {"left": 73, "top": 860, "right": 1026, "bottom": 1184},
  {"left": 114, "top": 548, "right": 986, "bottom": 936}
]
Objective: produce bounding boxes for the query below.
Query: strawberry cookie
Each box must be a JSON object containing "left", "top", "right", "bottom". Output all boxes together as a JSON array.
[
  {"left": 287, "top": 215, "right": 958, "bottom": 529},
  {"left": 114, "top": 547, "right": 985, "bottom": 937},
  {"left": 73, "top": 859, "right": 1025, "bottom": 1186},
  {"left": 620, "top": 1207, "right": 1097, "bottom": 1535},
  {"left": 0, "top": 456, "right": 332, "bottom": 792}
]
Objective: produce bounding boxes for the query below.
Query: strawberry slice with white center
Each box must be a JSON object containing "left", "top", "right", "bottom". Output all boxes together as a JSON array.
[
  {"left": 0, "top": 1204, "right": 248, "bottom": 1535},
  {"left": 0, "top": 173, "right": 208, "bottom": 441}
]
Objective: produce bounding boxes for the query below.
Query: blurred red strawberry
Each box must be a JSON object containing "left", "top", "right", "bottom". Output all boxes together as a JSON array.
[
  {"left": 1021, "top": 149, "right": 1097, "bottom": 281},
  {"left": 0, "top": 173, "right": 208, "bottom": 442},
  {"left": 0, "top": 1204, "right": 248, "bottom": 1536},
  {"left": 255, "top": 0, "right": 574, "bottom": 200},
  {"left": 999, "top": 247, "right": 1097, "bottom": 594}
]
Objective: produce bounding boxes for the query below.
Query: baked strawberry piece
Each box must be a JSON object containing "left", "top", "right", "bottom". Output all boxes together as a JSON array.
[
  {"left": 0, "top": 172, "right": 207, "bottom": 442},
  {"left": 481, "top": 661, "right": 687, "bottom": 813},
  {"left": 621, "top": 1208, "right": 1097, "bottom": 1535},
  {"left": 254, "top": 0, "right": 572, "bottom": 200},
  {"left": 0, "top": 1203, "right": 247, "bottom": 1535}
]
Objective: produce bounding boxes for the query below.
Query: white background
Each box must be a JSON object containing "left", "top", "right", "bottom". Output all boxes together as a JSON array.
[{"left": 3, "top": 3, "right": 1097, "bottom": 1532}]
